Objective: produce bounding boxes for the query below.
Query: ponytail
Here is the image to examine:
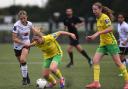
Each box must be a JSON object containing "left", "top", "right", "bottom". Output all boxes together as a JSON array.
[{"left": 102, "top": 6, "right": 114, "bottom": 21}]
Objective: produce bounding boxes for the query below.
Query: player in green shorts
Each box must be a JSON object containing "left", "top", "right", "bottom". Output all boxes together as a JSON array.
[
  {"left": 29, "top": 28, "right": 76, "bottom": 89},
  {"left": 85, "top": 2, "right": 128, "bottom": 89}
]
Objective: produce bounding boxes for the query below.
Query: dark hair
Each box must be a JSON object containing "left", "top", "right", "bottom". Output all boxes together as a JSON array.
[
  {"left": 93, "top": 2, "right": 114, "bottom": 21},
  {"left": 118, "top": 13, "right": 126, "bottom": 18},
  {"left": 18, "top": 10, "right": 27, "bottom": 18}
]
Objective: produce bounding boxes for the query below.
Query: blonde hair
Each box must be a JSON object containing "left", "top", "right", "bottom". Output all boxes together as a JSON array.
[
  {"left": 93, "top": 2, "right": 114, "bottom": 21},
  {"left": 18, "top": 10, "right": 27, "bottom": 18}
]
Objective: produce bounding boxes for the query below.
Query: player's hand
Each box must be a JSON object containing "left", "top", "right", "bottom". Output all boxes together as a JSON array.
[
  {"left": 70, "top": 33, "right": 76, "bottom": 40},
  {"left": 86, "top": 36, "right": 93, "bottom": 41},
  {"left": 86, "top": 32, "right": 99, "bottom": 41}
]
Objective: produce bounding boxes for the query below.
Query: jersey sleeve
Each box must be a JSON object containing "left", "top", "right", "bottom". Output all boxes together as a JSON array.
[
  {"left": 12, "top": 26, "right": 18, "bottom": 33},
  {"left": 103, "top": 16, "right": 111, "bottom": 27},
  {"left": 50, "top": 32, "right": 60, "bottom": 39}
]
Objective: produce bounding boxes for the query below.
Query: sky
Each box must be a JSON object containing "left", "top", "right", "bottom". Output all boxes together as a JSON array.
[{"left": 0, "top": 0, "right": 48, "bottom": 8}]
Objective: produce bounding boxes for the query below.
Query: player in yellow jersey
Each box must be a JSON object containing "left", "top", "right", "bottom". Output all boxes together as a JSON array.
[
  {"left": 29, "top": 29, "right": 76, "bottom": 89},
  {"left": 85, "top": 2, "right": 128, "bottom": 89}
]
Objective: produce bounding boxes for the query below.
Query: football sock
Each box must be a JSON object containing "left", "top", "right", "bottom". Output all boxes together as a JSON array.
[
  {"left": 47, "top": 74, "right": 56, "bottom": 84},
  {"left": 80, "top": 50, "right": 91, "bottom": 62},
  {"left": 20, "top": 62, "right": 28, "bottom": 78},
  {"left": 94, "top": 64, "right": 100, "bottom": 82},
  {"left": 68, "top": 52, "right": 73, "bottom": 64},
  {"left": 53, "top": 69, "right": 63, "bottom": 79},
  {"left": 119, "top": 64, "right": 128, "bottom": 81},
  {"left": 121, "top": 58, "right": 126, "bottom": 66}
]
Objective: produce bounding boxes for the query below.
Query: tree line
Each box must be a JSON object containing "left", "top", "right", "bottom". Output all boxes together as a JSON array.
[{"left": 0, "top": 0, "right": 128, "bottom": 22}]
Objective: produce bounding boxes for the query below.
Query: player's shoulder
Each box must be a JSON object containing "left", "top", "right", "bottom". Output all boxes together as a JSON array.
[
  {"left": 26, "top": 21, "right": 32, "bottom": 27},
  {"left": 101, "top": 13, "right": 109, "bottom": 19},
  {"left": 14, "top": 20, "right": 20, "bottom": 26},
  {"left": 122, "top": 22, "right": 128, "bottom": 28},
  {"left": 27, "top": 21, "right": 32, "bottom": 25}
]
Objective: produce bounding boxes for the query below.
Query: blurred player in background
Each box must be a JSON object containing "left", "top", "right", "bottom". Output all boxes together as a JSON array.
[
  {"left": 62, "top": 8, "right": 92, "bottom": 68},
  {"left": 117, "top": 13, "right": 128, "bottom": 76},
  {"left": 85, "top": 2, "right": 128, "bottom": 89},
  {"left": 29, "top": 28, "right": 76, "bottom": 89},
  {"left": 12, "top": 10, "right": 37, "bottom": 85}
]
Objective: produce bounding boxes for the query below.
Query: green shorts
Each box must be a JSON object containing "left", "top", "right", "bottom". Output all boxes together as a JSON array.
[
  {"left": 96, "top": 44, "right": 120, "bottom": 55},
  {"left": 43, "top": 54, "right": 62, "bottom": 68}
]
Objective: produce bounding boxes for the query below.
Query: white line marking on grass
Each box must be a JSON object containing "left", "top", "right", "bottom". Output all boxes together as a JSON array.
[{"left": 0, "top": 62, "right": 42, "bottom": 64}]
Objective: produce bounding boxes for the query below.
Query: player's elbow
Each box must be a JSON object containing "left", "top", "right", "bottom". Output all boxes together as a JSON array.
[{"left": 57, "top": 31, "right": 64, "bottom": 35}]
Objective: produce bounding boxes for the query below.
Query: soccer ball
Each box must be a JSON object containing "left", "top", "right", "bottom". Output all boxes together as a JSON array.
[{"left": 36, "top": 78, "right": 47, "bottom": 89}]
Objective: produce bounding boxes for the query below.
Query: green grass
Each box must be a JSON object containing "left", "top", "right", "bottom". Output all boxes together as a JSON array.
[{"left": 0, "top": 44, "right": 124, "bottom": 89}]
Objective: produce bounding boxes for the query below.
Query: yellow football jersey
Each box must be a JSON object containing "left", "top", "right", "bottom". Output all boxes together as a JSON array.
[
  {"left": 96, "top": 13, "right": 117, "bottom": 46},
  {"left": 35, "top": 32, "right": 62, "bottom": 59}
]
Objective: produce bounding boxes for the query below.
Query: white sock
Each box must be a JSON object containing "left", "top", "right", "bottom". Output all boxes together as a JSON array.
[{"left": 21, "top": 64, "right": 28, "bottom": 78}]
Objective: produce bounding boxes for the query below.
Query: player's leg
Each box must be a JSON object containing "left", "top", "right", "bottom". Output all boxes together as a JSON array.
[
  {"left": 43, "top": 69, "right": 56, "bottom": 88},
  {"left": 66, "top": 45, "right": 74, "bottom": 67},
  {"left": 14, "top": 49, "right": 30, "bottom": 85},
  {"left": 108, "top": 44, "right": 128, "bottom": 89},
  {"left": 120, "top": 47, "right": 127, "bottom": 65},
  {"left": 112, "top": 54, "right": 128, "bottom": 89},
  {"left": 50, "top": 54, "right": 65, "bottom": 88},
  {"left": 86, "top": 52, "right": 103, "bottom": 88},
  {"left": 75, "top": 44, "right": 92, "bottom": 67},
  {"left": 86, "top": 46, "right": 105, "bottom": 88},
  {"left": 118, "top": 54, "right": 126, "bottom": 76},
  {"left": 20, "top": 48, "right": 30, "bottom": 85},
  {"left": 43, "top": 58, "right": 57, "bottom": 88}
]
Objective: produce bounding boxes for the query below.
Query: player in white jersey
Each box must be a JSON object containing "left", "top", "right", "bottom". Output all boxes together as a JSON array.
[
  {"left": 12, "top": 10, "right": 34, "bottom": 85},
  {"left": 118, "top": 14, "right": 128, "bottom": 76}
]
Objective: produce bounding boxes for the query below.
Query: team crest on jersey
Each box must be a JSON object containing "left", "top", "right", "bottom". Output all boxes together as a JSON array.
[
  {"left": 52, "top": 33, "right": 57, "bottom": 38},
  {"left": 13, "top": 26, "right": 17, "bottom": 31},
  {"left": 105, "top": 19, "right": 110, "bottom": 24}
]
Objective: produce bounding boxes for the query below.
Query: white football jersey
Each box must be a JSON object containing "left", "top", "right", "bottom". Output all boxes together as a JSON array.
[
  {"left": 118, "top": 21, "right": 128, "bottom": 47},
  {"left": 12, "top": 20, "right": 32, "bottom": 50}
]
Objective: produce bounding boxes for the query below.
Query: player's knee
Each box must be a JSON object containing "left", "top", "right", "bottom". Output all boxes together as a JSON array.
[
  {"left": 93, "top": 60, "right": 99, "bottom": 64},
  {"left": 67, "top": 48, "right": 72, "bottom": 53},
  {"left": 20, "top": 59, "right": 26, "bottom": 63},
  {"left": 43, "top": 71, "right": 50, "bottom": 78},
  {"left": 50, "top": 66, "right": 57, "bottom": 73}
]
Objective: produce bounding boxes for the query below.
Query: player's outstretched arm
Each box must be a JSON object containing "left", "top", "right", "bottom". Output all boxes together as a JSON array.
[
  {"left": 29, "top": 41, "right": 37, "bottom": 47},
  {"left": 57, "top": 31, "right": 76, "bottom": 40},
  {"left": 86, "top": 26, "right": 113, "bottom": 41}
]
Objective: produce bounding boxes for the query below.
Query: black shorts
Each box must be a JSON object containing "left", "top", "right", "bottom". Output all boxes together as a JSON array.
[
  {"left": 14, "top": 46, "right": 30, "bottom": 57},
  {"left": 69, "top": 38, "right": 79, "bottom": 46},
  {"left": 119, "top": 47, "right": 128, "bottom": 55}
]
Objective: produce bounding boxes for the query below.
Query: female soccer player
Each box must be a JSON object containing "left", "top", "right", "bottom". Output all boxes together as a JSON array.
[
  {"left": 12, "top": 10, "right": 36, "bottom": 85},
  {"left": 85, "top": 2, "right": 128, "bottom": 89},
  {"left": 29, "top": 29, "right": 76, "bottom": 89},
  {"left": 117, "top": 13, "right": 128, "bottom": 76},
  {"left": 63, "top": 8, "right": 92, "bottom": 68}
]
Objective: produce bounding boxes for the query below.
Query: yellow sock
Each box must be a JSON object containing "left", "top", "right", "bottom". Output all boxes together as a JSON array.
[
  {"left": 47, "top": 74, "right": 56, "bottom": 84},
  {"left": 54, "top": 69, "right": 63, "bottom": 79},
  {"left": 94, "top": 64, "right": 100, "bottom": 82},
  {"left": 119, "top": 64, "right": 128, "bottom": 81}
]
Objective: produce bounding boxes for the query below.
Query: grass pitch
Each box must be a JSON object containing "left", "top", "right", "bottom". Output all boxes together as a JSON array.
[{"left": 0, "top": 44, "right": 124, "bottom": 89}]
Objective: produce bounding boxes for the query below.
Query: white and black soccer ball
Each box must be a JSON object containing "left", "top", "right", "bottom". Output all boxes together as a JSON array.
[{"left": 36, "top": 78, "right": 47, "bottom": 89}]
